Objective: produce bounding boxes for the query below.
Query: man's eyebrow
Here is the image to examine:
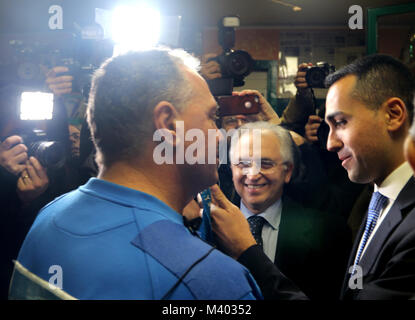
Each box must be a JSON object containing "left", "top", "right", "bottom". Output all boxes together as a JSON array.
[{"left": 325, "top": 111, "right": 346, "bottom": 122}]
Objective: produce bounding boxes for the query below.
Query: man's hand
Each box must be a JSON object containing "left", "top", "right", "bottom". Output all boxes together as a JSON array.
[
  {"left": 45, "top": 66, "right": 73, "bottom": 96},
  {"left": 200, "top": 53, "right": 222, "bottom": 80},
  {"left": 0, "top": 136, "right": 28, "bottom": 175},
  {"left": 289, "top": 130, "right": 306, "bottom": 146},
  {"left": 305, "top": 115, "right": 323, "bottom": 143},
  {"left": 17, "top": 157, "right": 49, "bottom": 203},
  {"left": 182, "top": 199, "right": 203, "bottom": 220},
  {"left": 209, "top": 184, "right": 256, "bottom": 259},
  {"left": 294, "top": 63, "right": 312, "bottom": 93},
  {"left": 232, "top": 90, "right": 281, "bottom": 125}
]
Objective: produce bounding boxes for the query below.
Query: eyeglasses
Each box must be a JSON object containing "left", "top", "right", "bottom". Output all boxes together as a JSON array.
[
  {"left": 222, "top": 117, "right": 249, "bottom": 128},
  {"left": 231, "top": 159, "right": 288, "bottom": 174}
]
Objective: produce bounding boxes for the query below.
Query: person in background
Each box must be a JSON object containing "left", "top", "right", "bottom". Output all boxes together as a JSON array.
[
  {"left": 209, "top": 54, "right": 415, "bottom": 300},
  {"left": 228, "top": 121, "right": 350, "bottom": 299}
]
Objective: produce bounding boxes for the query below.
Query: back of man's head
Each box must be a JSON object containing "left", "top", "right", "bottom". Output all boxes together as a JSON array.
[
  {"left": 87, "top": 48, "right": 199, "bottom": 168},
  {"left": 325, "top": 54, "right": 415, "bottom": 125}
]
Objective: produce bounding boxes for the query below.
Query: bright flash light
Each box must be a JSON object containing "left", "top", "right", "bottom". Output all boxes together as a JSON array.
[
  {"left": 111, "top": 5, "right": 161, "bottom": 55},
  {"left": 20, "top": 92, "right": 54, "bottom": 120}
]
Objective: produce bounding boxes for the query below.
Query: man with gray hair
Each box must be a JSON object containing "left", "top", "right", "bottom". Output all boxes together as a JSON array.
[
  {"left": 227, "top": 121, "right": 350, "bottom": 299},
  {"left": 9, "top": 48, "right": 262, "bottom": 300}
]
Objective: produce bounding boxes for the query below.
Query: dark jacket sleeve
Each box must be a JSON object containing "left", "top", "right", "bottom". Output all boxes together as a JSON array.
[{"left": 237, "top": 245, "right": 309, "bottom": 300}]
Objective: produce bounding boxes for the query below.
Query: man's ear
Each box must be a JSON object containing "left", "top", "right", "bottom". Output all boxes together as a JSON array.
[
  {"left": 153, "top": 101, "right": 181, "bottom": 146},
  {"left": 383, "top": 97, "right": 407, "bottom": 132},
  {"left": 284, "top": 163, "right": 294, "bottom": 184}
]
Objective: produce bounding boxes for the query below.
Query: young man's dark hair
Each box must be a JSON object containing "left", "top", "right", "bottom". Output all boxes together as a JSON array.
[{"left": 325, "top": 54, "right": 415, "bottom": 125}]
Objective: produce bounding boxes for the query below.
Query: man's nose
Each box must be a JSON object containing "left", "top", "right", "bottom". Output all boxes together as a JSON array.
[
  {"left": 326, "top": 129, "right": 343, "bottom": 152},
  {"left": 244, "top": 163, "right": 262, "bottom": 179}
]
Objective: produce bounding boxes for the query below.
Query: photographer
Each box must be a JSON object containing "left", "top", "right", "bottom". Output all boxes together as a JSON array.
[
  {"left": 0, "top": 69, "right": 86, "bottom": 299},
  {"left": 0, "top": 86, "right": 50, "bottom": 299}
]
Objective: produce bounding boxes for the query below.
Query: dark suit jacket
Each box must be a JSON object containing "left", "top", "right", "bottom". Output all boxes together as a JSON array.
[
  {"left": 274, "top": 197, "right": 351, "bottom": 299},
  {"left": 341, "top": 176, "right": 415, "bottom": 300}
]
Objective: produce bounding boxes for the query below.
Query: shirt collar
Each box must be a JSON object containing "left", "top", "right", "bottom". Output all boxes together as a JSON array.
[
  {"left": 374, "top": 162, "right": 413, "bottom": 201},
  {"left": 240, "top": 198, "right": 282, "bottom": 230},
  {"left": 79, "top": 178, "right": 183, "bottom": 225}
]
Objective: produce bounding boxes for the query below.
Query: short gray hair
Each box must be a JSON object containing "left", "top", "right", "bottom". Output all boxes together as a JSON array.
[
  {"left": 87, "top": 48, "right": 200, "bottom": 168},
  {"left": 229, "top": 121, "right": 294, "bottom": 165}
]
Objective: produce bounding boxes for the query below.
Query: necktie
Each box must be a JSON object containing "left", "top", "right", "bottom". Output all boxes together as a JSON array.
[
  {"left": 248, "top": 215, "right": 266, "bottom": 248},
  {"left": 351, "top": 191, "right": 388, "bottom": 275}
]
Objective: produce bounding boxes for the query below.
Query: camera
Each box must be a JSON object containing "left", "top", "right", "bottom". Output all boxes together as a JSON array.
[
  {"left": 305, "top": 62, "right": 335, "bottom": 88},
  {"left": 206, "top": 16, "right": 254, "bottom": 96},
  {"left": 0, "top": 28, "right": 113, "bottom": 94},
  {"left": 217, "top": 94, "right": 260, "bottom": 117},
  {"left": 20, "top": 129, "right": 66, "bottom": 170}
]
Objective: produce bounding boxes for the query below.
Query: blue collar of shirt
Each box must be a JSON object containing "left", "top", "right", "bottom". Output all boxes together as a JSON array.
[
  {"left": 240, "top": 198, "right": 282, "bottom": 230},
  {"left": 79, "top": 178, "right": 184, "bottom": 225}
]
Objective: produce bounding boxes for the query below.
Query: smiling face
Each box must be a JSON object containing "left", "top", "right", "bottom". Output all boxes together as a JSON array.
[
  {"left": 325, "top": 75, "right": 392, "bottom": 185},
  {"left": 231, "top": 130, "right": 293, "bottom": 214}
]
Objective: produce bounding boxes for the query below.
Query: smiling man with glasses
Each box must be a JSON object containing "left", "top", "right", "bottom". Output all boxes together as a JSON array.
[{"left": 226, "top": 121, "right": 350, "bottom": 299}]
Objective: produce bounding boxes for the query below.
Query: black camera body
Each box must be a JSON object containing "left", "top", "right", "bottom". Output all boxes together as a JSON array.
[
  {"left": 305, "top": 62, "right": 335, "bottom": 88},
  {"left": 0, "top": 30, "right": 113, "bottom": 93},
  {"left": 20, "top": 129, "right": 66, "bottom": 170},
  {"left": 212, "top": 50, "right": 254, "bottom": 88},
  {"left": 207, "top": 16, "right": 254, "bottom": 97}
]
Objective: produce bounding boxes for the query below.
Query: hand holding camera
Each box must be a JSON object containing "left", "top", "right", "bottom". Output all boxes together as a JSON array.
[
  {"left": 200, "top": 53, "right": 222, "bottom": 81},
  {"left": 0, "top": 135, "right": 28, "bottom": 176},
  {"left": 294, "top": 63, "right": 312, "bottom": 92},
  {"left": 45, "top": 66, "right": 73, "bottom": 96},
  {"left": 231, "top": 90, "right": 281, "bottom": 125},
  {"left": 16, "top": 156, "right": 49, "bottom": 203},
  {"left": 305, "top": 115, "right": 323, "bottom": 143}
]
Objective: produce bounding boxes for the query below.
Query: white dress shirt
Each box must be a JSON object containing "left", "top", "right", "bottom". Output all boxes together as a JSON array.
[
  {"left": 356, "top": 161, "right": 413, "bottom": 260},
  {"left": 241, "top": 199, "right": 282, "bottom": 262}
]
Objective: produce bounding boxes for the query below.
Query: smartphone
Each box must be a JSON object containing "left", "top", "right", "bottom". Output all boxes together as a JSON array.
[
  {"left": 19, "top": 91, "right": 54, "bottom": 121},
  {"left": 217, "top": 94, "right": 260, "bottom": 117}
]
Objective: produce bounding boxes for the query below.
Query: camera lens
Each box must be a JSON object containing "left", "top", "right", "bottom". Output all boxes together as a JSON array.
[
  {"left": 225, "top": 50, "right": 253, "bottom": 77},
  {"left": 305, "top": 67, "right": 327, "bottom": 88},
  {"left": 31, "top": 141, "right": 66, "bottom": 169}
]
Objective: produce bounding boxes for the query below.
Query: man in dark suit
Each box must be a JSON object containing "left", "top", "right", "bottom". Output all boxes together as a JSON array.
[
  {"left": 209, "top": 54, "right": 415, "bottom": 300},
  {"left": 228, "top": 121, "right": 350, "bottom": 299}
]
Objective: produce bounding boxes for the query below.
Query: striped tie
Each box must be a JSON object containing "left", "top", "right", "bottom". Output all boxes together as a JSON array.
[{"left": 351, "top": 191, "right": 388, "bottom": 276}]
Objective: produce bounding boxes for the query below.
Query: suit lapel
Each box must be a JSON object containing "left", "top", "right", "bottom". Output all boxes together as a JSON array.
[
  {"left": 358, "top": 177, "right": 415, "bottom": 276},
  {"left": 358, "top": 205, "right": 402, "bottom": 276},
  {"left": 341, "top": 177, "right": 415, "bottom": 298},
  {"left": 341, "top": 217, "right": 366, "bottom": 293}
]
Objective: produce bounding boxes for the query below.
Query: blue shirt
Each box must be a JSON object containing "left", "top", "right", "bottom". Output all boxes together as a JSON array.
[{"left": 14, "top": 178, "right": 262, "bottom": 300}]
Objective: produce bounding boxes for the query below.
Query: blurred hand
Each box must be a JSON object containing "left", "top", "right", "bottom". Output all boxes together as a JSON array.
[
  {"left": 209, "top": 184, "right": 256, "bottom": 259},
  {"left": 305, "top": 115, "right": 323, "bottom": 143},
  {"left": 17, "top": 157, "right": 49, "bottom": 203},
  {"left": 289, "top": 130, "right": 306, "bottom": 146},
  {"left": 200, "top": 53, "right": 222, "bottom": 80},
  {"left": 294, "top": 63, "right": 312, "bottom": 93},
  {"left": 0, "top": 135, "right": 28, "bottom": 175},
  {"left": 232, "top": 90, "right": 281, "bottom": 125},
  {"left": 182, "top": 198, "right": 203, "bottom": 221},
  {"left": 45, "top": 66, "right": 73, "bottom": 96}
]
